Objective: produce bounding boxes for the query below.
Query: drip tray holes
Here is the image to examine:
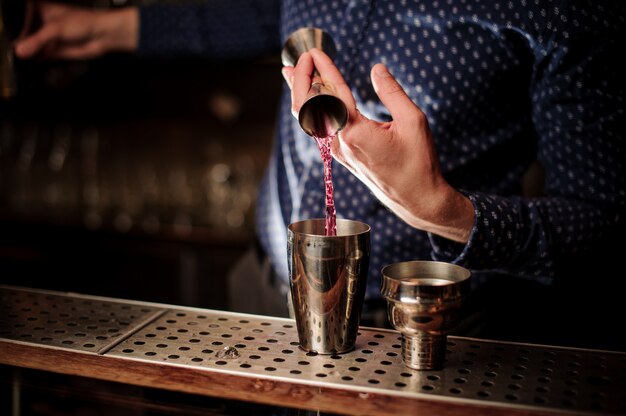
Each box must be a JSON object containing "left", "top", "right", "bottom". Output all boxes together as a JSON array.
[
  {"left": 3, "top": 288, "right": 625, "bottom": 416},
  {"left": 104, "top": 308, "right": 626, "bottom": 415},
  {"left": 1, "top": 288, "right": 161, "bottom": 352}
]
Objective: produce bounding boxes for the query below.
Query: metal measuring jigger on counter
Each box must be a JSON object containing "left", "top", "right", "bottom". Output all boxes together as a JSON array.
[
  {"left": 381, "top": 261, "right": 471, "bottom": 370},
  {"left": 281, "top": 27, "right": 348, "bottom": 138}
]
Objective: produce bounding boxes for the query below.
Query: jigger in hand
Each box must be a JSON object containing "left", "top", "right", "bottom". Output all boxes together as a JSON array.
[
  {"left": 381, "top": 261, "right": 471, "bottom": 370},
  {"left": 281, "top": 27, "right": 348, "bottom": 138}
]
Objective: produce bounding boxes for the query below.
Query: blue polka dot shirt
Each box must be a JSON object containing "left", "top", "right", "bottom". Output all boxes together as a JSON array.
[{"left": 139, "top": 0, "right": 625, "bottom": 301}]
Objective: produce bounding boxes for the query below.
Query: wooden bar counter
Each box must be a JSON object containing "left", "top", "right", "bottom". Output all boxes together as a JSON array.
[{"left": 1, "top": 285, "right": 624, "bottom": 415}]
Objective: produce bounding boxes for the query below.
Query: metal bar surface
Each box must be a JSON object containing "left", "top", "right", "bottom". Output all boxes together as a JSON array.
[{"left": 1, "top": 285, "right": 624, "bottom": 416}]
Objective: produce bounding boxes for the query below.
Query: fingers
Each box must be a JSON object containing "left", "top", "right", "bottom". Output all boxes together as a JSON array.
[
  {"left": 308, "top": 48, "right": 357, "bottom": 119},
  {"left": 14, "top": 23, "right": 61, "bottom": 58},
  {"left": 308, "top": 49, "right": 349, "bottom": 94},
  {"left": 15, "top": 1, "right": 75, "bottom": 58},
  {"left": 39, "top": 2, "right": 75, "bottom": 20},
  {"left": 290, "top": 51, "right": 315, "bottom": 117},
  {"left": 281, "top": 66, "right": 296, "bottom": 116},
  {"left": 284, "top": 48, "right": 361, "bottom": 130},
  {"left": 371, "top": 63, "right": 426, "bottom": 127},
  {"left": 45, "top": 42, "right": 105, "bottom": 60},
  {"left": 281, "top": 66, "right": 294, "bottom": 89}
]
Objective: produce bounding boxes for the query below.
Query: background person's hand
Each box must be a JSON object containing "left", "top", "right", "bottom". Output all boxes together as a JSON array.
[
  {"left": 14, "top": 2, "right": 139, "bottom": 60},
  {"left": 283, "top": 49, "right": 474, "bottom": 243}
]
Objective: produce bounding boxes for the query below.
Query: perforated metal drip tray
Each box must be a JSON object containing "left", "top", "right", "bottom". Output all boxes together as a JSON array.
[
  {"left": 2, "top": 285, "right": 626, "bottom": 416},
  {"left": 0, "top": 286, "right": 164, "bottom": 354}
]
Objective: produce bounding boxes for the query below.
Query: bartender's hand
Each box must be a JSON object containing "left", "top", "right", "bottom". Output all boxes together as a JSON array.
[
  {"left": 14, "top": 2, "right": 139, "bottom": 60},
  {"left": 282, "top": 49, "right": 474, "bottom": 243}
]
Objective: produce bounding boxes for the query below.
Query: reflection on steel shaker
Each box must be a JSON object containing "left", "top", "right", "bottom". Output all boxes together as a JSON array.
[
  {"left": 381, "top": 261, "right": 471, "bottom": 370},
  {"left": 288, "top": 218, "right": 370, "bottom": 354}
]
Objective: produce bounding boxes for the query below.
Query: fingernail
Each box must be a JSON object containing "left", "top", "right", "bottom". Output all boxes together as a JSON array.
[{"left": 374, "top": 64, "right": 391, "bottom": 77}]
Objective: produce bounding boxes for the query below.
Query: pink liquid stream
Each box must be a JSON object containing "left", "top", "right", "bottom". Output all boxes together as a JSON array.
[{"left": 313, "top": 134, "right": 337, "bottom": 236}]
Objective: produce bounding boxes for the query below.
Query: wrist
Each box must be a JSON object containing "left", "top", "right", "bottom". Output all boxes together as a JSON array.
[
  {"left": 99, "top": 8, "right": 139, "bottom": 53},
  {"left": 436, "top": 186, "right": 475, "bottom": 243},
  {"left": 405, "top": 184, "right": 475, "bottom": 244}
]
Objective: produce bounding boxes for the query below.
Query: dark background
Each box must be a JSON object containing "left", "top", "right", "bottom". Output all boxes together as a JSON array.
[{"left": 1, "top": 30, "right": 283, "bottom": 309}]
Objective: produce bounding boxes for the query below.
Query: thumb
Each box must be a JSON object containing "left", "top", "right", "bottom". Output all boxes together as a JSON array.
[{"left": 371, "top": 64, "right": 423, "bottom": 123}]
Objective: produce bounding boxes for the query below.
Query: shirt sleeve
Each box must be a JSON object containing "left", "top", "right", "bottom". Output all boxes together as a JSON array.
[
  {"left": 429, "top": 0, "right": 626, "bottom": 284},
  {"left": 137, "top": 0, "right": 281, "bottom": 60}
]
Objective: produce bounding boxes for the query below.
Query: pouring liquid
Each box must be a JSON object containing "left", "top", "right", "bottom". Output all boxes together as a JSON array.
[{"left": 313, "top": 133, "right": 337, "bottom": 236}]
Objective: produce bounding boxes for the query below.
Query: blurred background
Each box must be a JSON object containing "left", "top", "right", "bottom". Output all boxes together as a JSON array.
[{"left": 0, "top": 0, "right": 282, "bottom": 310}]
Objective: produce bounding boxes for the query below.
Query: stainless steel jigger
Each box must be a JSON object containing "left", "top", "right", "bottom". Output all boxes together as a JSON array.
[
  {"left": 381, "top": 261, "right": 471, "bottom": 370},
  {"left": 288, "top": 219, "right": 370, "bottom": 354},
  {"left": 281, "top": 27, "right": 348, "bottom": 138}
]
